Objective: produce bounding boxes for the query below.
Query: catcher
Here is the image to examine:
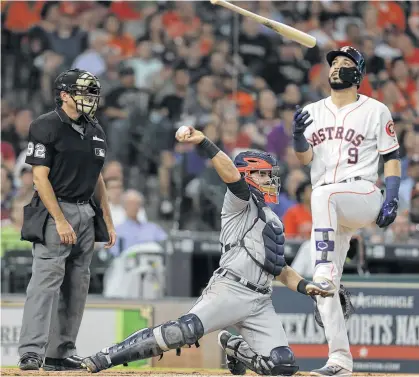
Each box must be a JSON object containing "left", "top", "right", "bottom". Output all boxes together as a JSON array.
[{"left": 82, "top": 126, "right": 335, "bottom": 375}]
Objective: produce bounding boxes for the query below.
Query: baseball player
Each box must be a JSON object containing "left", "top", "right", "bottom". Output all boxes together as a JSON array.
[
  {"left": 81, "top": 126, "right": 334, "bottom": 375},
  {"left": 292, "top": 46, "right": 401, "bottom": 376}
]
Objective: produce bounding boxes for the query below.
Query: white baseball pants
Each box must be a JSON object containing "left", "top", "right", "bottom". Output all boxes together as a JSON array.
[{"left": 310, "top": 179, "right": 383, "bottom": 371}]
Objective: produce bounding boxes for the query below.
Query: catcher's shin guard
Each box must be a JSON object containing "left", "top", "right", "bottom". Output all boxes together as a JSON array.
[
  {"left": 218, "top": 331, "right": 298, "bottom": 376},
  {"left": 82, "top": 314, "right": 204, "bottom": 373}
]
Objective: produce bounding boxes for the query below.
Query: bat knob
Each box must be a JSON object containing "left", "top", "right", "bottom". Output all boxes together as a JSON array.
[{"left": 210, "top": 0, "right": 220, "bottom": 4}]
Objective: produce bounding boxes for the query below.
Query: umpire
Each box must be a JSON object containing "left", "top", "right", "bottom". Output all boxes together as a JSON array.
[{"left": 18, "top": 69, "right": 116, "bottom": 371}]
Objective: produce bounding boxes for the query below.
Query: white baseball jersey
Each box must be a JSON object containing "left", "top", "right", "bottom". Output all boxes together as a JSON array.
[{"left": 303, "top": 94, "right": 399, "bottom": 188}]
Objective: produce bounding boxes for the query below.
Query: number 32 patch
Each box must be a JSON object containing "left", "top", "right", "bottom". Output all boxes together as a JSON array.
[{"left": 27, "top": 142, "right": 46, "bottom": 158}]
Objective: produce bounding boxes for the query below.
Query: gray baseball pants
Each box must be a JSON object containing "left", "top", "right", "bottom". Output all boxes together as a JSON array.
[
  {"left": 18, "top": 201, "right": 95, "bottom": 359},
  {"left": 188, "top": 274, "right": 288, "bottom": 356}
]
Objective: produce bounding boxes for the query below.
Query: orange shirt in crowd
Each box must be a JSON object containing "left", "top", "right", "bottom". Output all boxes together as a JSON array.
[
  {"left": 162, "top": 10, "right": 201, "bottom": 39},
  {"left": 358, "top": 75, "right": 374, "bottom": 97},
  {"left": 110, "top": 1, "right": 142, "bottom": 21},
  {"left": 404, "top": 47, "right": 419, "bottom": 69},
  {"left": 3, "top": 1, "right": 45, "bottom": 33},
  {"left": 107, "top": 34, "right": 136, "bottom": 58},
  {"left": 371, "top": 1, "right": 406, "bottom": 31},
  {"left": 283, "top": 204, "right": 312, "bottom": 239}
]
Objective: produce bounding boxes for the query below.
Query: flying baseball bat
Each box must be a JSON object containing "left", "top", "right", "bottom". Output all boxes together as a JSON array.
[{"left": 209, "top": 0, "right": 316, "bottom": 48}]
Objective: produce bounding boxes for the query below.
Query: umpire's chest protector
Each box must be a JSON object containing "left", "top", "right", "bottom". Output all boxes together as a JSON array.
[{"left": 241, "top": 197, "right": 286, "bottom": 276}]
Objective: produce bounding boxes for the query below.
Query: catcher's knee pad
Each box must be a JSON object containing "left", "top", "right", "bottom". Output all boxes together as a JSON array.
[
  {"left": 154, "top": 313, "right": 204, "bottom": 351},
  {"left": 269, "top": 346, "right": 299, "bottom": 376}
]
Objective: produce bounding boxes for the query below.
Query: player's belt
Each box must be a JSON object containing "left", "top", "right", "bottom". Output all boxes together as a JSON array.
[
  {"left": 215, "top": 268, "right": 270, "bottom": 294},
  {"left": 321, "top": 176, "right": 362, "bottom": 186},
  {"left": 57, "top": 197, "right": 91, "bottom": 205}
]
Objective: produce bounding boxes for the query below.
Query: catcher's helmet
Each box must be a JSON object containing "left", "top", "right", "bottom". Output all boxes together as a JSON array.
[
  {"left": 234, "top": 151, "right": 281, "bottom": 204},
  {"left": 54, "top": 69, "right": 101, "bottom": 117},
  {"left": 326, "top": 46, "right": 366, "bottom": 87}
]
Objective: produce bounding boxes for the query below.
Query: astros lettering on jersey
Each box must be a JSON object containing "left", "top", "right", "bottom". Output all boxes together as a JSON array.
[{"left": 303, "top": 94, "right": 398, "bottom": 187}]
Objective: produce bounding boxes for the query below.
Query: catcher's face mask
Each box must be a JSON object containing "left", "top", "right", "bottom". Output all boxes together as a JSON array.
[
  {"left": 68, "top": 72, "right": 101, "bottom": 117},
  {"left": 247, "top": 166, "right": 281, "bottom": 204}
]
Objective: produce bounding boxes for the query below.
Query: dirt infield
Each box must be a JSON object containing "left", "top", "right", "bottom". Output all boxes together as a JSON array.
[{"left": 1, "top": 368, "right": 418, "bottom": 377}]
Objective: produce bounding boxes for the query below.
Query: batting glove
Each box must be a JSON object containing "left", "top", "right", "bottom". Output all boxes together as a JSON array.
[
  {"left": 376, "top": 198, "right": 398, "bottom": 228},
  {"left": 292, "top": 105, "right": 313, "bottom": 137}
]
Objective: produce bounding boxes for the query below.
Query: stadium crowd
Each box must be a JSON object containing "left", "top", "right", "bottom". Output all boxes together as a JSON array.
[{"left": 1, "top": 1, "right": 419, "bottom": 258}]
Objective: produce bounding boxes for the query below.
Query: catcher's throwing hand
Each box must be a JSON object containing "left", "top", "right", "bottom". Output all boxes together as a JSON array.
[{"left": 175, "top": 126, "right": 205, "bottom": 145}]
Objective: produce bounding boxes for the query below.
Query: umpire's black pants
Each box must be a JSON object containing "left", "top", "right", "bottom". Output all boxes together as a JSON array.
[{"left": 18, "top": 202, "right": 95, "bottom": 359}]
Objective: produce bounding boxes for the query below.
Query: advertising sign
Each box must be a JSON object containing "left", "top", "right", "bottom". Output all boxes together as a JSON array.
[
  {"left": 272, "top": 282, "right": 419, "bottom": 374},
  {"left": 1, "top": 303, "right": 153, "bottom": 368}
]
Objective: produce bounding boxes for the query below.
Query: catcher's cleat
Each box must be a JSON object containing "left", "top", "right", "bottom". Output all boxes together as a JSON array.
[
  {"left": 226, "top": 354, "right": 247, "bottom": 375},
  {"left": 311, "top": 364, "right": 352, "bottom": 376},
  {"left": 307, "top": 279, "right": 336, "bottom": 297},
  {"left": 81, "top": 351, "right": 112, "bottom": 373}
]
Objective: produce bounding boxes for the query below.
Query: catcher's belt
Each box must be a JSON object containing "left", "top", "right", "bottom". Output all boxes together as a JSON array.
[{"left": 215, "top": 268, "right": 271, "bottom": 294}]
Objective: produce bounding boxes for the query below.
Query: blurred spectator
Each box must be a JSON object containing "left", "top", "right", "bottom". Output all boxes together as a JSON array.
[
  {"left": 361, "top": 37, "right": 386, "bottom": 80},
  {"left": 184, "top": 75, "right": 217, "bottom": 125},
  {"left": 337, "top": 22, "right": 362, "bottom": 51},
  {"left": 390, "top": 57, "right": 417, "bottom": 108},
  {"left": 383, "top": 212, "right": 417, "bottom": 245},
  {"left": 14, "top": 166, "right": 34, "bottom": 204},
  {"left": 159, "top": 65, "right": 190, "bottom": 122},
  {"left": 162, "top": 2, "right": 201, "bottom": 40},
  {"left": 106, "top": 178, "right": 147, "bottom": 227},
  {"left": 1, "top": 166, "right": 14, "bottom": 221},
  {"left": 104, "top": 67, "right": 143, "bottom": 121},
  {"left": 375, "top": 26, "right": 402, "bottom": 61},
  {"left": 104, "top": 66, "right": 149, "bottom": 159},
  {"left": 71, "top": 30, "right": 109, "bottom": 76},
  {"left": 397, "top": 34, "right": 419, "bottom": 76},
  {"left": 372, "top": 1, "right": 406, "bottom": 32},
  {"left": 45, "top": 10, "right": 88, "bottom": 69},
  {"left": 1, "top": 142, "right": 16, "bottom": 172},
  {"left": 0, "top": 199, "right": 32, "bottom": 256},
  {"left": 243, "top": 89, "right": 292, "bottom": 160},
  {"left": 110, "top": 190, "right": 167, "bottom": 257},
  {"left": 126, "top": 39, "right": 163, "bottom": 89},
  {"left": 103, "top": 160, "right": 124, "bottom": 182},
  {"left": 283, "top": 180, "right": 313, "bottom": 240},
  {"left": 410, "top": 183, "right": 419, "bottom": 226},
  {"left": 309, "top": 12, "right": 337, "bottom": 50},
  {"left": 97, "top": 52, "right": 122, "bottom": 97},
  {"left": 103, "top": 13, "right": 135, "bottom": 58},
  {"left": 238, "top": 17, "right": 273, "bottom": 76},
  {"left": 1, "top": 108, "right": 33, "bottom": 157},
  {"left": 399, "top": 155, "right": 419, "bottom": 211},
  {"left": 270, "top": 168, "right": 307, "bottom": 219}
]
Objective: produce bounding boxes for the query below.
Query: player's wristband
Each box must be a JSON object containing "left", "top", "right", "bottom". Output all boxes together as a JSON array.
[
  {"left": 384, "top": 176, "right": 400, "bottom": 202},
  {"left": 297, "top": 279, "right": 309, "bottom": 295},
  {"left": 293, "top": 133, "right": 310, "bottom": 153},
  {"left": 198, "top": 138, "right": 220, "bottom": 159}
]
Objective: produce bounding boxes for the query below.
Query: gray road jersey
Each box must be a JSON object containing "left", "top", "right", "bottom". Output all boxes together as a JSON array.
[{"left": 219, "top": 188, "right": 283, "bottom": 286}]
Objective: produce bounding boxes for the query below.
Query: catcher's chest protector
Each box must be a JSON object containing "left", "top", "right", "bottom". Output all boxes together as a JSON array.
[{"left": 227, "top": 195, "right": 286, "bottom": 277}]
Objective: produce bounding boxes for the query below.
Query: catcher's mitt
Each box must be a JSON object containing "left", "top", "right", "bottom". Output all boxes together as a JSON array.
[{"left": 313, "top": 284, "right": 355, "bottom": 328}]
